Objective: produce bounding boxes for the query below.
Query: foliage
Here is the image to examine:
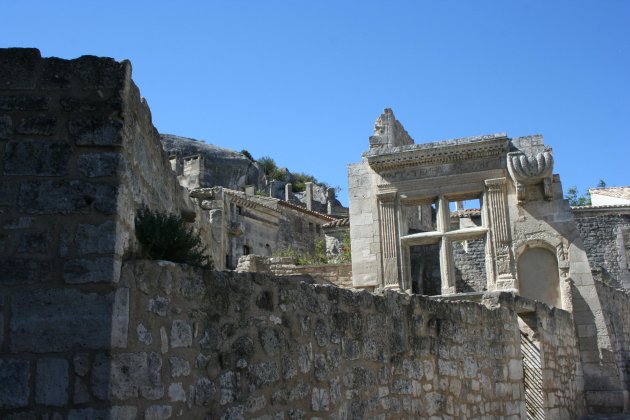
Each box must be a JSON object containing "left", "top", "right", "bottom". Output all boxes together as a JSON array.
[
  {"left": 257, "top": 156, "right": 277, "bottom": 176},
  {"left": 274, "top": 236, "right": 351, "bottom": 265},
  {"left": 135, "top": 208, "right": 212, "bottom": 268},
  {"left": 339, "top": 231, "right": 352, "bottom": 263},
  {"left": 566, "top": 179, "right": 607, "bottom": 206},
  {"left": 565, "top": 186, "right": 591, "bottom": 206},
  {"left": 240, "top": 149, "right": 255, "bottom": 161},
  {"left": 292, "top": 172, "right": 317, "bottom": 192}
]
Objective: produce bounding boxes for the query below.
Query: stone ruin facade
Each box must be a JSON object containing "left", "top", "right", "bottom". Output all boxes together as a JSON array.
[
  {"left": 0, "top": 48, "right": 629, "bottom": 418},
  {"left": 349, "top": 108, "right": 630, "bottom": 415}
]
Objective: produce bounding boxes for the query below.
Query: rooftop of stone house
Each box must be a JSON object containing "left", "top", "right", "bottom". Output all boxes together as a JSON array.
[
  {"left": 588, "top": 186, "right": 630, "bottom": 200},
  {"left": 322, "top": 217, "right": 350, "bottom": 228},
  {"left": 451, "top": 208, "right": 481, "bottom": 218}
]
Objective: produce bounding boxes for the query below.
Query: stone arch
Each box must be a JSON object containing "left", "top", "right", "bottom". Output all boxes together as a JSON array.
[{"left": 516, "top": 244, "right": 562, "bottom": 308}]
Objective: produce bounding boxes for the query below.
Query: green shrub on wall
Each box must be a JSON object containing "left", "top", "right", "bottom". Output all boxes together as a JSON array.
[{"left": 135, "top": 208, "right": 212, "bottom": 269}]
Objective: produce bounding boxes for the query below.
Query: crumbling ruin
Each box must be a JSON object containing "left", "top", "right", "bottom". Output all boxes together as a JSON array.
[{"left": 1, "top": 49, "right": 629, "bottom": 418}]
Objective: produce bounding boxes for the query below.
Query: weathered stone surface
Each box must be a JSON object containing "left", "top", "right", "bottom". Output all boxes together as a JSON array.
[
  {"left": 168, "top": 383, "right": 186, "bottom": 402},
  {"left": 16, "top": 116, "right": 56, "bottom": 135},
  {"left": 10, "top": 288, "right": 128, "bottom": 352},
  {"left": 92, "top": 352, "right": 163, "bottom": 400},
  {"left": 67, "top": 406, "right": 137, "bottom": 420},
  {"left": 0, "top": 258, "right": 51, "bottom": 285},
  {"left": 18, "top": 180, "right": 117, "bottom": 214},
  {"left": 74, "top": 221, "right": 118, "bottom": 255},
  {"left": 17, "top": 230, "right": 51, "bottom": 254},
  {"left": 137, "top": 323, "right": 153, "bottom": 345},
  {"left": 0, "top": 114, "right": 12, "bottom": 139},
  {"left": 169, "top": 356, "right": 191, "bottom": 378},
  {"left": 0, "top": 95, "right": 49, "bottom": 111},
  {"left": 78, "top": 152, "right": 120, "bottom": 177},
  {"left": 63, "top": 257, "right": 122, "bottom": 284},
  {"left": 148, "top": 296, "right": 170, "bottom": 316},
  {"left": 170, "top": 319, "right": 192, "bottom": 348},
  {"left": 69, "top": 116, "right": 123, "bottom": 146},
  {"left": 36, "top": 358, "right": 69, "bottom": 406},
  {"left": 145, "top": 405, "right": 172, "bottom": 420},
  {"left": 4, "top": 140, "right": 71, "bottom": 176},
  {"left": 0, "top": 359, "right": 30, "bottom": 408},
  {"left": 194, "top": 377, "right": 216, "bottom": 406},
  {"left": 0, "top": 48, "right": 40, "bottom": 89}
]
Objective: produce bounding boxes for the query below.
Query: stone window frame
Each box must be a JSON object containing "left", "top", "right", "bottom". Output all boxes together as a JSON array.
[{"left": 397, "top": 193, "right": 488, "bottom": 295}]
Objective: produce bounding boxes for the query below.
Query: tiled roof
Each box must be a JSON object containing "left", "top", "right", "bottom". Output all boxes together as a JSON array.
[
  {"left": 450, "top": 209, "right": 481, "bottom": 218},
  {"left": 571, "top": 204, "right": 630, "bottom": 210},
  {"left": 322, "top": 218, "right": 350, "bottom": 228}
]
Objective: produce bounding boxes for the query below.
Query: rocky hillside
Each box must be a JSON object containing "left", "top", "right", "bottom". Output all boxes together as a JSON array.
[
  {"left": 161, "top": 134, "right": 264, "bottom": 190},
  {"left": 160, "top": 134, "right": 344, "bottom": 214}
]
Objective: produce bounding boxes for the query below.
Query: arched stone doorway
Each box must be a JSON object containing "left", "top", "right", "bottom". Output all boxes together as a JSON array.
[{"left": 517, "top": 247, "right": 562, "bottom": 308}]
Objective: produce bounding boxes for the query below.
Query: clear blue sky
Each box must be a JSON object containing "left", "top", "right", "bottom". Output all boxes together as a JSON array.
[{"left": 3, "top": 1, "right": 629, "bottom": 206}]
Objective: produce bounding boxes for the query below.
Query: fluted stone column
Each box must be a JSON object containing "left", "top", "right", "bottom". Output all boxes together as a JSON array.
[
  {"left": 485, "top": 178, "right": 516, "bottom": 290},
  {"left": 377, "top": 191, "right": 400, "bottom": 289}
]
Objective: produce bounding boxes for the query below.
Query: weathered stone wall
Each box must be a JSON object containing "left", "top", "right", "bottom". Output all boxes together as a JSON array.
[
  {"left": 101, "top": 260, "right": 528, "bottom": 419},
  {"left": 453, "top": 238, "right": 487, "bottom": 293},
  {"left": 270, "top": 259, "right": 353, "bottom": 289},
  {"left": 574, "top": 211, "right": 630, "bottom": 289},
  {"left": 0, "top": 48, "right": 213, "bottom": 416},
  {"left": 594, "top": 281, "right": 630, "bottom": 411}
]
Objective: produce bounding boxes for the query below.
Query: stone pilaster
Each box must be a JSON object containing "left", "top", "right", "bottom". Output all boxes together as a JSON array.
[
  {"left": 377, "top": 191, "right": 400, "bottom": 289},
  {"left": 437, "top": 196, "right": 456, "bottom": 294},
  {"left": 485, "top": 178, "right": 516, "bottom": 290}
]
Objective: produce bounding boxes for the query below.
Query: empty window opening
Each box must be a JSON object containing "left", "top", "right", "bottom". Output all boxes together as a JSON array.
[
  {"left": 449, "top": 197, "right": 482, "bottom": 231},
  {"left": 409, "top": 244, "right": 441, "bottom": 295},
  {"left": 243, "top": 245, "right": 250, "bottom": 256}
]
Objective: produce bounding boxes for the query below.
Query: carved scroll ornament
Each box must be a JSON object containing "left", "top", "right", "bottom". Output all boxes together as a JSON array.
[{"left": 507, "top": 148, "right": 554, "bottom": 202}]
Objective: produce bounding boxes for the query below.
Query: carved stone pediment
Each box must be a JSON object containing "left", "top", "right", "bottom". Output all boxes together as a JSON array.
[{"left": 507, "top": 148, "right": 554, "bottom": 202}]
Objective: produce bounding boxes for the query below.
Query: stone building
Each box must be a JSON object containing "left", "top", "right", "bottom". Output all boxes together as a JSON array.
[
  {"left": 349, "top": 108, "right": 630, "bottom": 414},
  {"left": 1, "top": 49, "right": 629, "bottom": 418}
]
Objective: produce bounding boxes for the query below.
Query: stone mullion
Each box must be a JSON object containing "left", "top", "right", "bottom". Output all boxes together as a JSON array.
[
  {"left": 485, "top": 178, "right": 516, "bottom": 289},
  {"left": 378, "top": 192, "right": 400, "bottom": 289},
  {"left": 437, "top": 196, "right": 456, "bottom": 294}
]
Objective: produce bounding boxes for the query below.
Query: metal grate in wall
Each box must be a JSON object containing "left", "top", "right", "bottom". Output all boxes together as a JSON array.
[{"left": 521, "top": 332, "right": 546, "bottom": 419}]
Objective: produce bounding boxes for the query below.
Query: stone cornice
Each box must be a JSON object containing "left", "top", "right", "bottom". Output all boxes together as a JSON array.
[{"left": 364, "top": 133, "right": 509, "bottom": 172}]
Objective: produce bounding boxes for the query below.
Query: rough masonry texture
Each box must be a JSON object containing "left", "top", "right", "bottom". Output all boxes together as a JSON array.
[{"left": 1, "top": 49, "right": 629, "bottom": 418}]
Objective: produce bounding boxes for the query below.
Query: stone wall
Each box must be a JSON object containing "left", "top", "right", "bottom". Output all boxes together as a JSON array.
[
  {"left": 65, "top": 260, "right": 533, "bottom": 418},
  {"left": 270, "top": 258, "right": 353, "bottom": 289},
  {"left": 595, "top": 281, "right": 630, "bottom": 411},
  {"left": 453, "top": 238, "right": 487, "bottom": 293},
  {"left": 574, "top": 211, "right": 630, "bottom": 289},
  {"left": 0, "top": 48, "right": 212, "bottom": 417}
]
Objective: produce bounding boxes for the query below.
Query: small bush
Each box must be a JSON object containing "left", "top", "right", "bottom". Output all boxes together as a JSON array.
[
  {"left": 240, "top": 149, "right": 255, "bottom": 161},
  {"left": 135, "top": 208, "right": 212, "bottom": 268}
]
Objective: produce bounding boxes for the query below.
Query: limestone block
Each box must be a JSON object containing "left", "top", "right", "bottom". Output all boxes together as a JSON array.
[
  {"left": 148, "top": 296, "right": 170, "bottom": 316},
  {"left": 0, "top": 95, "right": 49, "bottom": 111},
  {"left": 137, "top": 323, "right": 153, "bottom": 345},
  {"left": 36, "top": 358, "right": 69, "bottom": 406},
  {"left": 168, "top": 383, "right": 186, "bottom": 402},
  {"left": 18, "top": 180, "right": 117, "bottom": 214},
  {"left": 16, "top": 230, "right": 51, "bottom": 254},
  {"left": 0, "top": 114, "right": 12, "bottom": 139},
  {"left": 73, "top": 377, "right": 90, "bottom": 404},
  {"left": 92, "top": 352, "right": 163, "bottom": 400},
  {"left": 4, "top": 139, "right": 71, "bottom": 176},
  {"left": 69, "top": 116, "right": 123, "bottom": 146},
  {"left": 0, "top": 359, "right": 30, "bottom": 408},
  {"left": 74, "top": 221, "right": 119, "bottom": 255},
  {"left": 78, "top": 152, "right": 120, "bottom": 177},
  {"left": 145, "top": 405, "right": 172, "bottom": 420},
  {"left": 67, "top": 406, "right": 137, "bottom": 420},
  {"left": 10, "top": 288, "right": 129, "bottom": 352},
  {"left": 0, "top": 258, "right": 52, "bottom": 285},
  {"left": 194, "top": 377, "right": 216, "bottom": 406},
  {"left": 63, "top": 257, "right": 122, "bottom": 284},
  {"left": 16, "top": 116, "right": 56, "bottom": 136},
  {"left": 169, "top": 356, "right": 191, "bottom": 378},
  {"left": 170, "top": 320, "right": 193, "bottom": 348}
]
